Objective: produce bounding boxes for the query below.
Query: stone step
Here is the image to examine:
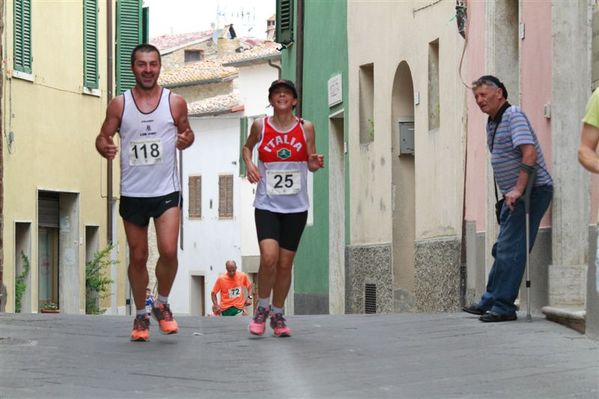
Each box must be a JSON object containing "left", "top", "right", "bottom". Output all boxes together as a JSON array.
[{"left": 541, "top": 306, "right": 585, "bottom": 334}]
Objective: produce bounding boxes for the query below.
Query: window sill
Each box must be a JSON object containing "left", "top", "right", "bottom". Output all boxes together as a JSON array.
[
  {"left": 82, "top": 87, "right": 101, "bottom": 97},
  {"left": 12, "top": 70, "right": 34, "bottom": 82}
]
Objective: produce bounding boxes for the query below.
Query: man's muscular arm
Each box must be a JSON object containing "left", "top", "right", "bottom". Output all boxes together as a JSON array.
[
  {"left": 579, "top": 123, "right": 599, "bottom": 174},
  {"left": 170, "top": 93, "right": 194, "bottom": 150},
  {"left": 95, "top": 96, "right": 123, "bottom": 160}
]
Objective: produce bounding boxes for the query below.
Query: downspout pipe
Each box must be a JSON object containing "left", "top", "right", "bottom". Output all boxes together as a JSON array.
[
  {"left": 106, "top": 1, "right": 118, "bottom": 315},
  {"left": 295, "top": 0, "right": 304, "bottom": 118},
  {"left": 106, "top": 1, "right": 114, "bottom": 246}
]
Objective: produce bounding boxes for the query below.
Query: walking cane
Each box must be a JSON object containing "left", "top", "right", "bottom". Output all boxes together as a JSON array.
[{"left": 523, "top": 168, "right": 537, "bottom": 322}]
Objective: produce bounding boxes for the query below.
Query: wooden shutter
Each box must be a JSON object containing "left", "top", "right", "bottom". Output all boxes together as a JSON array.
[
  {"left": 218, "top": 175, "right": 233, "bottom": 219},
  {"left": 188, "top": 176, "right": 202, "bottom": 219},
  {"left": 14, "top": 0, "right": 32, "bottom": 73},
  {"left": 83, "top": 0, "right": 99, "bottom": 89},
  {"left": 116, "top": 0, "right": 142, "bottom": 94},
  {"left": 276, "top": 0, "right": 294, "bottom": 46}
]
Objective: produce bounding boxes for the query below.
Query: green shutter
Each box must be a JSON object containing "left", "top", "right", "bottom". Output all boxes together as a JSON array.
[
  {"left": 14, "top": 0, "right": 32, "bottom": 73},
  {"left": 276, "top": 0, "right": 294, "bottom": 46},
  {"left": 116, "top": 0, "right": 142, "bottom": 95},
  {"left": 83, "top": 0, "right": 98, "bottom": 89},
  {"left": 142, "top": 6, "right": 150, "bottom": 44},
  {"left": 239, "top": 117, "right": 248, "bottom": 177}
]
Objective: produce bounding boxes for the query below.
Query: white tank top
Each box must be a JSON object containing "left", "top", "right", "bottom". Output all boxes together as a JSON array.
[{"left": 119, "top": 88, "right": 180, "bottom": 197}]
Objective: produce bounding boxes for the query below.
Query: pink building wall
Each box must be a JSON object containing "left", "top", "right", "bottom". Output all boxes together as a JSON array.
[
  {"left": 521, "top": 1, "right": 552, "bottom": 228},
  {"left": 465, "top": 1, "right": 557, "bottom": 231}
]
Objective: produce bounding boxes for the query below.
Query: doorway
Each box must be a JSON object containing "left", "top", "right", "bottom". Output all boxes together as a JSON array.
[
  {"left": 329, "top": 112, "right": 345, "bottom": 314},
  {"left": 190, "top": 274, "right": 205, "bottom": 316},
  {"left": 391, "top": 61, "right": 416, "bottom": 312}
]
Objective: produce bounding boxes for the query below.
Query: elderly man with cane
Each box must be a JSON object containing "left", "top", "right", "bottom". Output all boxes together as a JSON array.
[{"left": 463, "top": 75, "right": 553, "bottom": 322}]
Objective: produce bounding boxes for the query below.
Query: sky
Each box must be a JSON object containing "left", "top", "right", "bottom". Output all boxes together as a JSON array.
[{"left": 146, "top": 0, "right": 275, "bottom": 39}]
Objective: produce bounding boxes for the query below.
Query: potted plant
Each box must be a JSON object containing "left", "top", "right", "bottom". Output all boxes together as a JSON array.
[
  {"left": 15, "top": 252, "right": 30, "bottom": 313},
  {"left": 40, "top": 302, "right": 59, "bottom": 313},
  {"left": 85, "top": 245, "right": 116, "bottom": 315}
]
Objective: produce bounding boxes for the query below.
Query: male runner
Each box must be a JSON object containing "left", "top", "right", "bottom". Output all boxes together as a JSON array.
[
  {"left": 95, "top": 44, "right": 194, "bottom": 341},
  {"left": 211, "top": 260, "right": 253, "bottom": 316}
]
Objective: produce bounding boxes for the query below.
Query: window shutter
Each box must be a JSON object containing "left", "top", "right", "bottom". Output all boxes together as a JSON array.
[
  {"left": 188, "top": 176, "right": 202, "bottom": 218},
  {"left": 83, "top": 0, "right": 99, "bottom": 89},
  {"left": 142, "top": 6, "right": 150, "bottom": 44},
  {"left": 219, "top": 175, "right": 233, "bottom": 219},
  {"left": 116, "top": 0, "right": 142, "bottom": 95},
  {"left": 276, "top": 0, "right": 294, "bottom": 46},
  {"left": 239, "top": 117, "right": 248, "bottom": 177},
  {"left": 14, "top": 0, "right": 32, "bottom": 73}
]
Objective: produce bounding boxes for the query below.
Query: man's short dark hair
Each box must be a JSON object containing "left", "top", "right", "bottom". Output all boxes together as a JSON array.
[
  {"left": 472, "top": 75, "right": 508, "bottom": 99},
  {"left": 131, "top": 43, "right": 161, "bottom": 67}
]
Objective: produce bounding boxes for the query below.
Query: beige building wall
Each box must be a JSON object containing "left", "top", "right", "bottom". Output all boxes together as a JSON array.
[
  {"left": 2, "top": 1, "right": 128, "bottom": 314},
  {"left": 347, "top": 0, "right": 466, "bottom": 312}
]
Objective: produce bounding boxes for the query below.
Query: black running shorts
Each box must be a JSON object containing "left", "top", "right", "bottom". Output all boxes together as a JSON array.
[
  {"left": 119, "top": 191, "right": 182, "bottom": 227},
  {"left": 254, "top": 208, "right": 308, "bottom": 252}
]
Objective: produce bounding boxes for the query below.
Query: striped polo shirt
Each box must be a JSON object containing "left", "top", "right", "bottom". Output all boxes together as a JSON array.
[{"left": 486, "top": 105, "right": 553, "bottom": 194}]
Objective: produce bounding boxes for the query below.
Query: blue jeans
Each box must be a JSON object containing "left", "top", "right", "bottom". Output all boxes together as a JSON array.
[{"left": 479, "top": 185, "right": 553, "bottom": 315}]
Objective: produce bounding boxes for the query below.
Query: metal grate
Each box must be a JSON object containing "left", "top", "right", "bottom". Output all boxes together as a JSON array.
[{"left": 365, "top": 283, "right": 377, "bottom": 314}]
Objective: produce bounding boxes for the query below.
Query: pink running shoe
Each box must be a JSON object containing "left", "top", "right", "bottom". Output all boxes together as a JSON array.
[
  {"left": 249, "top": 306, "right": 270, "bottom": 336},
  {"left": 270, "top": 313, "right": 291, "bottom": 337}
]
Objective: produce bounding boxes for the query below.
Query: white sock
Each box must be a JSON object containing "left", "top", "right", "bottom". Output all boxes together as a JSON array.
[
  {"left": 271, "top": 306, "right": 284, "bottom": 315},
  {"left": 157, "top": 294, "right": 168, "bottom": 305},
  {"left": 258, "top": 298, "right": 270, "bottom": 310},
  {"left": 136, "top": 308, "right": 146, "bottom": 317}
]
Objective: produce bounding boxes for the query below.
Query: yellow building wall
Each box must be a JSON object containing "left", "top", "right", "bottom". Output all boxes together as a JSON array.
[{"left": 2, "top": 0, "right": 128, "bottom": 314}]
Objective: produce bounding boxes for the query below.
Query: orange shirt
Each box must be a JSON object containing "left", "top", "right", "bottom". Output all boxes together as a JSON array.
[{"left": 212, "top": 272, "right": 251, "bottom": 310}]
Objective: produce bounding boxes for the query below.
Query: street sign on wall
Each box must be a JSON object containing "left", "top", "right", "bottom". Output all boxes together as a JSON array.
[{"left": 328, "top": 74, "right": 342, "bottom": 107}]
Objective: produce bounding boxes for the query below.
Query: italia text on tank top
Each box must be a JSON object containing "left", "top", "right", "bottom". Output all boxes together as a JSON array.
[
  {"left": 119, "top": 88, "right": 180, "bottom": 197},
  {"left": 253, "top": 116, "right": 309, "bottom": 213}
]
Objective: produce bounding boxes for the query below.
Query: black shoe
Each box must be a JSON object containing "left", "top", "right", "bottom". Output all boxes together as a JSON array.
[
  {"left": 462, "top": 304, "right": 486, "bottom": 316},
  {"left": 479, "top": 311, "right": 517, "bottom": 322}
]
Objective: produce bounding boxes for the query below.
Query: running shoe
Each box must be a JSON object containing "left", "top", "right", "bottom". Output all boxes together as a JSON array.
[
  {"left": 270, "top": 313, "right": 291, "bottom": 337},
  {"left": 249, "top": 306, "right": 270, "bottom": 336},
  {"left": 152, "top": 303, "right": 179, "bottom": 334},
  {"left": 130, "top": 315, "right": 150, "bottom": 342}
]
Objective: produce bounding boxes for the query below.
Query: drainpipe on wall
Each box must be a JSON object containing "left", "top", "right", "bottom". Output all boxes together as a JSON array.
[
  {"left": 107, "top": 0, "right": 118, "bottom": 315},
  {"left": 268, "top": 59, "right": 281, "bottom": 79},
  {"left": 295, "top": 0, "right": 304, "bottom": 118},
  {"left": 106, "top": 2, "right": 114, "bottom": 246},
  {"left": 0, "top": 0, "right": 4, "bottom": 312}
]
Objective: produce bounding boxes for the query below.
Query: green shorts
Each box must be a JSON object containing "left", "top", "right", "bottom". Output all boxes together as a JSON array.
[{"left": 221, "top": 307, "right": 244, "bottom": 316}]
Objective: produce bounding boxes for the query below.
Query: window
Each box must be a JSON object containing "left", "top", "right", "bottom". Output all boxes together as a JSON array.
[
  {"left": 116, "top": 0, "right": 142, "bottom": 94},
  {"left": 14, "top": 0, "right": 32, "bottom": 74},
  {"left": 83, "top": 0, "right": 99, "bottom": 89},
  {"left": 184, "top": 49, "right": 203, "bottom": 63},
  {"left": 218, "top": 175, "right": 233, "bottom": 219},
  {"left": 188, "top": 176, "right": 202, "bottom": 218},
  {"left": 359, "top": 63, "right": 374, "bottom": 144},
  {"left": 276, "top": 0, "right": 293, "bottom": 46},
  {"left": 428, "top": 39, "right": 440, "bottom": 130}
]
